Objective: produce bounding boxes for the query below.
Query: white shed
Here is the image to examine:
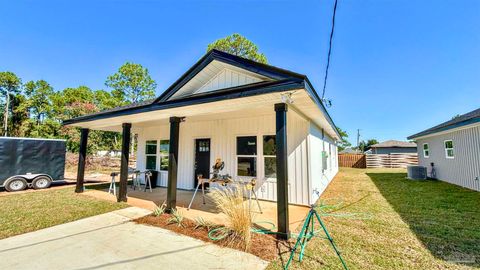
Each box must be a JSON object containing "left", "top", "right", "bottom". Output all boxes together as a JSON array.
[{"left": 65, "top": 50, "right": 341, "bottom": 236}]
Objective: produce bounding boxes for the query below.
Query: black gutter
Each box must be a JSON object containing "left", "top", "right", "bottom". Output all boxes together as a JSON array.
[
  {"left": 63, "top": 79, "right": 304, "bottom": 125},
  {"left": 303, "top": 77, "right": 341, "bottom": 139}
]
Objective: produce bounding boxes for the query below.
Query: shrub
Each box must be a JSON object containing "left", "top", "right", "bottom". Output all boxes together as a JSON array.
[
  {"left": 193, "top": 217, "right": 218, "bottom": 231},
  {"left": 211, "top": 187, "right": 252, "bottom": 251},
  {"left": 167, "top": 209, "right": 184, "bottom": 227},
  {"left": 153, "top": 204, "right": 166, "bottom": 217}
]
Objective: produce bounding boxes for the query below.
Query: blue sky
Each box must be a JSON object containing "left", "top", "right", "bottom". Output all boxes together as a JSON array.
[{"left": 1, "top": 0, "right": 479, "bottom": 144}]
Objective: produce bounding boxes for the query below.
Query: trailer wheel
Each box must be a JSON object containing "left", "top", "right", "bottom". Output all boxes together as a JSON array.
[
  {"left": 5, "top": 177, "right": 28, "bottom": 192},
  {"left": 32, "top": 176, "right": 52, "bottom": 190}
]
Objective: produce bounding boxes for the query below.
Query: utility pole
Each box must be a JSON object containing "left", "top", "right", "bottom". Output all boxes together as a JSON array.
[{"left": 356, "top": 129, "right": 360, "bottom": 150}]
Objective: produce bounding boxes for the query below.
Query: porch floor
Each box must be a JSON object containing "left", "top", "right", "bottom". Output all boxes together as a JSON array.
[{"left": 84, "top": 186, "right": 310, "bottom": 233}]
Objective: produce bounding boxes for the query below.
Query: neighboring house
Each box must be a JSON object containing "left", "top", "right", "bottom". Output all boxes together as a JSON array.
[
  {"left": 408, "top": 108, "right": 480, "bottom": 191},
  {"left": 64, "top": 50, "right": 341, "bottom": 236},
  {"left": 370, "top": 140, "right": 417, "bottom": 154}
]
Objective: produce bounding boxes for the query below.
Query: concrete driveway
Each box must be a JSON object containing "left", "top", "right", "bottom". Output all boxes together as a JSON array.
[{"left": 0, "top": 207, "right": 268, "bottom": 270}]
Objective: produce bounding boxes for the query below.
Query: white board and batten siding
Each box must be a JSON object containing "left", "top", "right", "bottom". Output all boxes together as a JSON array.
[
  {"left": 416, "top": 125, "right": 480, "bottom": 191},
  {"left": 136, "top": 111, "right": 338, "bottom": 205},
  {"left": 169, "top": 60, "right": 269, "bottom": 100},
  {"left": 307, "top": 123, "right": 339, "bottom": 202}
]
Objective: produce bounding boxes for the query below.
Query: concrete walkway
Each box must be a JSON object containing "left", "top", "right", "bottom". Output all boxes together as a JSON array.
[{"left": 0, "top": 207, "right": 268, "bottom": 270}]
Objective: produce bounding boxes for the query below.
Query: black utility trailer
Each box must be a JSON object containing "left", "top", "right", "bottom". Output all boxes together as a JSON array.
[{"left": 0, "top": 137, "right": 66, "bottom": 192}]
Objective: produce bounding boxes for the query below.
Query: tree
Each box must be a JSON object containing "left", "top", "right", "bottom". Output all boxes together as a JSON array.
[
  {"left": 207, "top": 33, "right": 268, "bottom": 64},
  {"left": 24, "top": 80, "right": 55, "bottom": 125},
  {"left": 105, "top": 62, "right": 156, "bottom": 103},
  {"left": 0, "top": 71, "right": 22, "bottom": 136},
  {"left": 358, "top": 139, "right": 379, "bottom": 152},
  {"left": 336, "top": 127, "right": 351, "bottom": 152}
]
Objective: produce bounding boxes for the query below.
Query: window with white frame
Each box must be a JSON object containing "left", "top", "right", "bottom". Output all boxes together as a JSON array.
[
  {"left": 159, "top": 140, "right": 169, "bottom": 171},
  {"left": 145, "top": 140, "right": 157, "bottom": 170},
  {"left": 444, "top": 140, "right": 454, "bottom": 158},
  {"left": 263, "top": 135, "right": 276, "bottom": 179},
  {"left": 423, "top": 143, "right": 430, "bottom": 158},
  {"left": 237, "top": 136, "right": 257, "bottom": 177}
]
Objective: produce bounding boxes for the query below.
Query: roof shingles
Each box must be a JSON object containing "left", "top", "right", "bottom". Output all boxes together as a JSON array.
[{"left": 408, "top": 107, "right": 480, "bottom": 139}]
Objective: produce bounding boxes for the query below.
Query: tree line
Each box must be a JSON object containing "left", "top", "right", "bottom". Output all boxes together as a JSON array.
[{"left": 0, "top": 62, "right": 156, "bottom": 153}]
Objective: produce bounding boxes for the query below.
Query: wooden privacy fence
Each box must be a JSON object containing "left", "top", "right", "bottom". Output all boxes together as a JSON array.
[
  {"left": 366, "top": 153, "right": 418, "bottom": 168},
  {"left": 339, "top": 154, "right": 366, "bottom": 168}
]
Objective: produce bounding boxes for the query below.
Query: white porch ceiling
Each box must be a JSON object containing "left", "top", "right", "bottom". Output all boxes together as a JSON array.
[{"left": 67, "top": 89, "right": 339, "bottom": 140}]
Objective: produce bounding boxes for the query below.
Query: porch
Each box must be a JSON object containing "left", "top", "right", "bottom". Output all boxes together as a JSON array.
[{"left": 84, "top": 186, "right": 310, "bottom": 232}]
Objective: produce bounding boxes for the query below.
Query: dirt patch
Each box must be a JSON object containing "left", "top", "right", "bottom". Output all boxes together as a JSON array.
[{"left": 135, "top": 214, "right": 293, "bottom": 261}]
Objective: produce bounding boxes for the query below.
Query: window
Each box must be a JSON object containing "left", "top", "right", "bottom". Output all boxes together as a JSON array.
[
  {"left": 444, "top": 140, "right": 454, "bottom": 159},
  {"left": 237, "top": 136, "right": 257, "bottom": 176},
  {"left": 263, "top": 135, "right": 276, "bottom": 178},
  {"left": 159, "top": 140, "right": 169, "bottom": 171},
  {"left": 145, "top": 140, "right": 157, "bottom": 170},
  {"left": 423, "top": 143, "right": 429, "bottom": 158}
]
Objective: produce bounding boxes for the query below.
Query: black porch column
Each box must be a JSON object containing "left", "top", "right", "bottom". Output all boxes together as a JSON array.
[
  {"left": 118, "top": 123, "right": 131, "bottom": 202},
  {"left": 166, "top": 117, "right": 182, "bottom": 212},
  {"left": 75, "top": 128, "right": 89, "bottom": 193},
  {"left": 275, "top": 103, "right": 289, "bottom": 239}
]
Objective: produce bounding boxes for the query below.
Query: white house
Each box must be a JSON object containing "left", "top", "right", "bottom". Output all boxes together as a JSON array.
[
  {"left": 408, "top": 107, "right": 480, "bottom": 191},
  {"left": 64, "top": 50, "right": 340, "bottom": 236}
]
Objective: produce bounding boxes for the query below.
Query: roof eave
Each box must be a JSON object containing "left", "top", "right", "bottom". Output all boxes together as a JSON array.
[
  {"left": 408, "top": 117, "right": 480, "bottom": 140},
  {"left": 63, "top": 79, "right": 305, "bottom": 126}
]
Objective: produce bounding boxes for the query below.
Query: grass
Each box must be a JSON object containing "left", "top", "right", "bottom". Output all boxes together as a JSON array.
[
  {"left": 0, "top": 187, "right": 128, "bottom": 240},
  {"left": 268, "top": 168, "right": 480, "bottom": 270}
]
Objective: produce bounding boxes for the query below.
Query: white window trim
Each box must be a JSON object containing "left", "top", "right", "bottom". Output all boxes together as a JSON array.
[
  {"left": 159, "top": 139, "right": 169, "bottom": 171},
  {"left": 444, "top": 139, "right": 454, "bottom": 159},
  {"left": 145, "top": 140, "right": 158, "bottom": 171},
  {"left": 423, "top": 143, "right": 430, "bottom": 158}
]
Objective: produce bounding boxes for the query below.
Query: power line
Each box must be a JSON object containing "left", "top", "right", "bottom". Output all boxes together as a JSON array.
[{"left": 321, "top": 0, "right": 339, "bottom": 100}]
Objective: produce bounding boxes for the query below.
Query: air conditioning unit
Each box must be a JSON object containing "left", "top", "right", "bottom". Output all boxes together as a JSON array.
[{"left": 407, "top": 165, "right": 427, "bottom": 180}]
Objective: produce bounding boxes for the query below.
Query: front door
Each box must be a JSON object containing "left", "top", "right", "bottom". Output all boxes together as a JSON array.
[{"left": 194, "top": 138, "right": 211, "bottom": 187}]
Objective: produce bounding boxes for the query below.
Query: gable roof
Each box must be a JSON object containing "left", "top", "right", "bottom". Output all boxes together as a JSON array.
[
  {"left": 154, "top": 49, "right": 306, "bottom": 102},
  {"left": 408, "top": 107, "right": 480, "bottom": 140},
  {"left": 371, "top": 140, "right": 416, "bottom": 148},
  {"left": 63, "top": 49, "right": 340, "bottom": 139}
]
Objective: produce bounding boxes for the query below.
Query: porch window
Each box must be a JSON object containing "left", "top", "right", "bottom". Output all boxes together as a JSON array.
[
  {"left": 159, "top": 140, "right": 169, "bottom": 171},
  {"left": 444, "top": 140, "right": 454, "bottom": 159},
  {"left": 263, "top": 135, "right": 276, "bottom": 179},
  {"left": 145, "top": 140, "right": 157, "bottom": 170},
  {"left": 237, "top": 136, "right": 257, "bottom": 177}
]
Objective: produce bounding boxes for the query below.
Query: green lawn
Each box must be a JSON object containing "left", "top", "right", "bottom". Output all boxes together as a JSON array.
[
  {"left": 269, "top": 168, "right": 480, "bottom": 270},
  {"left": 0, "top": 187, "right": 127, "bottom": 240}
]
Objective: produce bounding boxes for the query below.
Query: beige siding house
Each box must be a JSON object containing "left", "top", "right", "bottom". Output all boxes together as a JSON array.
[{"left": 408, "top": 108, "right": 480, "bottom": 191}]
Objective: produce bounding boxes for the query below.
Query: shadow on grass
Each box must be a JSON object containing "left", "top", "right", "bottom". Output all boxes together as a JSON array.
[{"left": 367, "top": 172, "right": 480, "bottom": 266}]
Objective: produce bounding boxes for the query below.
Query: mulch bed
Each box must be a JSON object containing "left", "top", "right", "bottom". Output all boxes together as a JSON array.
[{"left": 135, "top": 214, "right": 293, "bottom": 261}]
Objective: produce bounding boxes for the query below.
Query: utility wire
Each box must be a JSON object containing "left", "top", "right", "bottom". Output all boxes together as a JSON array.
[{"left": 321, "top": 0, "right": 339, "bottom": 100}]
